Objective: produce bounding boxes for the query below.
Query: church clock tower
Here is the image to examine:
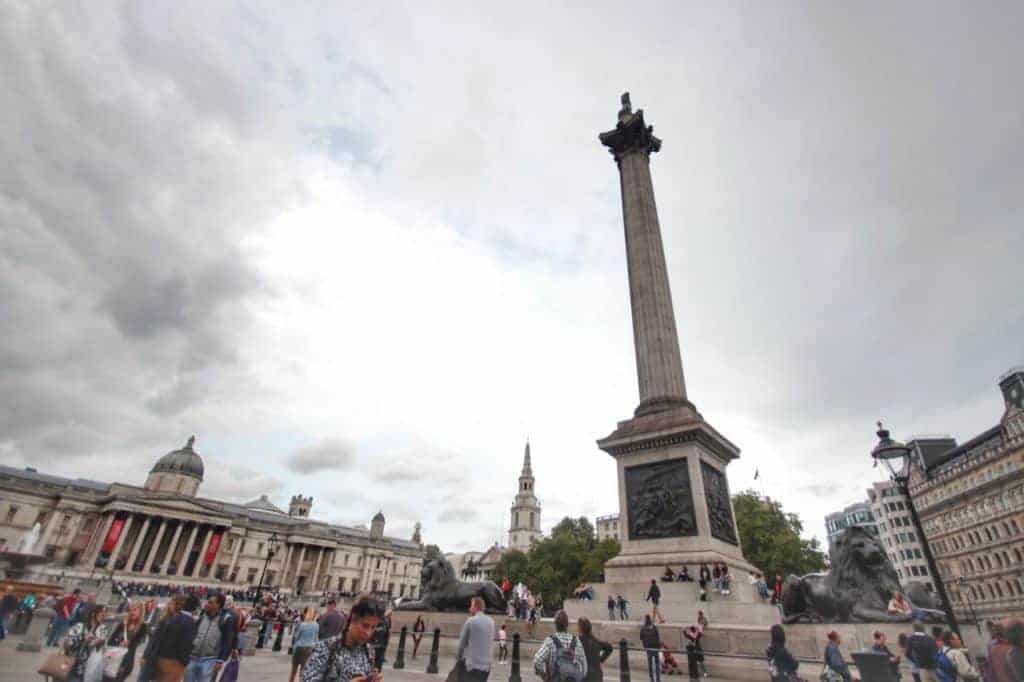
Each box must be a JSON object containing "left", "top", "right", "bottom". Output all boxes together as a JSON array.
[{"left": 508, "top": 441, "right": 542, "bottom": 551}]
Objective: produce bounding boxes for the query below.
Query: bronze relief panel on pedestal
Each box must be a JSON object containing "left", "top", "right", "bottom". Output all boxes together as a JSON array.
[
  {"left": 701, "top": 461, "right": 738, "bottom": 545},
  {"left": 624, "top": 459, "right": 697, "bottom": 540}
]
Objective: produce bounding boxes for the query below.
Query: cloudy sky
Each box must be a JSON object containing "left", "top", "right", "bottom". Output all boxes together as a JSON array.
[{"left": 2, "top": 2, "right": 1022, "bottom": 552}]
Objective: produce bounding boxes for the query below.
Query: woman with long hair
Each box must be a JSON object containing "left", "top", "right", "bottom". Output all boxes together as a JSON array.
[
  {"left": 577, "top": 617, "right": 613, "bottom": 682},
  {"left": 765, "top": 624, "right": 799, "bottom": 682},
  {"left": 290, "top": 608, "right": 320, "bottom": 682},
  {"left": 105, "top": 601, "right": 148, "bottom": 682},
  {"left": 302, "top": 596, "right": 385, "bottom": 682},
  {"left": 63, "top": 603, "right": 110, "bottom": 682}
]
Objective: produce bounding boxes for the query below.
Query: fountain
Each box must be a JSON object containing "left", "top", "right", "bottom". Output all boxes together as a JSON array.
[{"left": 0, "top": 522, "right": 52, "bottom": 582}]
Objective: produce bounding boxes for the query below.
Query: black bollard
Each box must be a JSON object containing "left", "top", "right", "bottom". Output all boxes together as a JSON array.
[
  {"left": 394, "top": 626, "right": 408, "bottom": 670},
  {"left": 426, "top": 627, "right": 441, "bottom": 674},
  {"left": 509, "top": 632, "right": 522, "bottom": 682},
  {"left": 619, "top": 639, "right": 631, "bottom": 682}
]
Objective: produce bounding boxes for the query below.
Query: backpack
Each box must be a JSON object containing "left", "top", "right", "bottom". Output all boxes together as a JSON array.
[
  {"left": 546, "top": 635, "right": 584, "bottom": 682},
  {"left": 910, "top": 635, "right": 939, "bottom": 669},
  {"left": 934, "top": 649, "right": 957, "bottom": 682}
]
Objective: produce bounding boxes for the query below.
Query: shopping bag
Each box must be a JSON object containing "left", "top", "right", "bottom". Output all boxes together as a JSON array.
[
  {"left": 219, "top": 656, "right": 240, "bottom": 682},
  {"left": 84, "top": 649, "right": 107, "bottom": 682},
  {"left": 37, "top": 653, "right": 75, "bottom": 681},
  {"left": 103, "top": 646, "right": 129, "bottom": 678}
]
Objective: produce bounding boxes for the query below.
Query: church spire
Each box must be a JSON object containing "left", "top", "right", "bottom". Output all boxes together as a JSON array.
[{"left": 522, "top": 440, "right": 532, "bottom": 476}]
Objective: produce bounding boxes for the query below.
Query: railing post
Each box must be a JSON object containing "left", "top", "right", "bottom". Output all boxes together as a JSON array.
[
  {"left": 509, "top": 632, "right": 522, "bottom": 682},
  {"left": 426, "top": 627, "right": 441, "bottom": 674},
  {"left": 394, "top": 625, "right": 408, "bottom": 670},
  {"left": 619, "top": 639, "right": 631, "bottom": 682}
]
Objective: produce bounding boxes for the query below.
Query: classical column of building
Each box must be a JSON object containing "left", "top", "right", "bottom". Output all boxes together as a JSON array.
[
  {"left": 309, "top": 547, "right": 324, "bottom": 591},
  {"left": 294, "top": 545, "right": 309, "bottom": 588},
  {"left": 162, "top": 522, "right": 187, "bottom": 575},
  {"left": 226, "top": 534, "right": 244, "bottom": 579},
  {"left": 192, "top": 526, "right": 214, "bottom": 577},
  {"left": 125, "top": 516, "right": 153, "bottom": 570},
  {"left": 108, "top": 514, "right": 138, "bottom": 569},
  {"left": 177, "top": 523, "right": 200, "bottom": 576},
  {"left": 87, "top": 513, "right": 117, "bottom": 567},
  {"left": 142, "top": 519, "right": 169, "bottom": 573},
  {"left": 278, "top": 544, "right": 295, "bottom": 586}
]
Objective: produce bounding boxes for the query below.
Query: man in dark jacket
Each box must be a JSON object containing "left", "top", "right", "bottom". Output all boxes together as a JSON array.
[
  {"left": 906, "top": 623, "right": 939, "bottom": 682},
  {"left": 645, "top": 580, "right": 664, "bottom": 624},
  {"left": 185, "top": 593, "right": 236, "bottom": 682},
  {"left": 640, "top": 615, "right": 661, "bottom": 682}
]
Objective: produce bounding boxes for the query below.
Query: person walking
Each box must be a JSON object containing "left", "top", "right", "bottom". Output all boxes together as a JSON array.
[
  {"left": 151, "top": 595, "right": 197, "bottom": 682},
  {"left": 62, "top": 603, "right": 110, "bottom": 682},
  {"left": 646, "top": 580, "right": 665, "bottom": 624},
  {"left": 533, "top": 610, "right": 586, "bottom": 682},
  {"left": 639, "top": 615, "right": 661, "bottom": 682},
  {"left": 985, "top": 621, "right": 1013, "bottom": 682},
  {"left": 371, "top": 609, "right": 391, "bottom": 671},
  {"left": 302, "top": 596, "right": 384, "bottom": 682},
  {"left": 105, "top": 601, "right": 148, "bottom": 682},
  {"left": 765, "top": 624, "right": 798, "bottom": 682},
  {"left": 457, "top": 596, "right": 495, "bottom": 682},
  {"left": 822, "top": 631, "right": 852, "bottom": 682},
  {"left": 696, "top": 611, "right": 708, "bottom": 631},
  {"left": 290, "top": 609, "right": 320, "bottom": 682},
  {"left": 616, "top": 595, "right": 629, "bottom": 621},
  {"left": 184, "top": 593, "right": 234, "bottom": 682},
  {"left": 683, "top": 625, "right": 706, "bottom": 681},
  {"left": 498, "top": 624, "right": 508, "bottom": 664},
  {"left": 937, "top": 630, "right": 979, "bottom": 681},
  {"left": 318, "top": 599, "right": 345, "bottom": 641},
  {"left": 907, "top": 622, "right": 940, "bottom": 682},
  {"left": 771, "top": 574, "right": 783, "bottom": 605},
  {"left": 606, "top": 596, "right": 616, "bottom": 621},
  {"left": 577, "top": 617, "right": 612, "bottom": 682},
  {"left": 48, "top": 589, "right": 79, "bottom": 647},
  {"left": 412, "top": 615, "right": 426, "bottom": 659},
  {"left": 0, "top": 587, "right": 18, "bottom": 639},
  {"left": 871, "top": 631, "right": 900, "bottom": 682}
]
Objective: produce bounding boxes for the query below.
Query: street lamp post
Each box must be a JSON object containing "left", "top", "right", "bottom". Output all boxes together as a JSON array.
[
  {"left": 872, "top": 422, "right": 960, "bottom": 635},
  {"left": 957, "top": 576, "right": 982, "bottom": 635},
  {"left": 252, "top": 532, "right": 280, "bottom": 608}
]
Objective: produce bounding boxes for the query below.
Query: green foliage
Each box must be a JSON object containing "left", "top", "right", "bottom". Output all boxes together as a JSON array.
[
  {"left": 732, "top": 489, "right": 827, "bottom": 578},
  {"left": 490, "top": 516, "right": 621, "bottom": 608},
  {"left": 550, "top": 516, "right": 597, "bottom": 549}
]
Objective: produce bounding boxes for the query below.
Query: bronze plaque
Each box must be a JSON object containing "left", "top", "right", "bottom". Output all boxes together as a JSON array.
[
  {"left": 624, "top": 459, "right": 697, "bottom": 540},
  {"left": 701, "top": 461, "right": 738, "bottom": 545}
]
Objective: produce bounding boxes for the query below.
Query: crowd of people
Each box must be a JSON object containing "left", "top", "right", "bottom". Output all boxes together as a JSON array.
[{"left": 766, "top": 618, "right": 1024, "bottom": 682}]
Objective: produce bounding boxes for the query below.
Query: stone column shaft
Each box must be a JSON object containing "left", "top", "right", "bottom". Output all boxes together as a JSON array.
[
  {"left": 37, "top": 507, "right": 63, "bottom": 552},
  {"left": 279, "top": 544, "right": 294, "bottom": 586},
  {"left": 177, "top": 523, "right": 200, "bottom": 576},
  {"left": 192, "top": 526, "right": 214, "bottom": 577},
  {"left": 309, "top": 547, "right": 325, "bottom": 591},
  {"left": 108, "top": 514, "right": 136, "bottom": 569},
  {"left": 125, "top": 515, "right": 152, "bottom": 570},
  {"left": 227, "top": 533, "right": 243, "bottom": 579},
  {"left": 162, "top": 522, "right": 187, "bottom": 575},
  {"left": 143, "top": 519, "right": 168, "bottom": 573},
  {"left": 87, "top": 513, "right": 117, "bottom": 567}
]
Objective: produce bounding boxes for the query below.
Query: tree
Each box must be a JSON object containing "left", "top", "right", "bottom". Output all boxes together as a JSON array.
[
  {"left": 550, "top": 516, "right": 597, "bottom": 550},
  {"left": 732, "top": 489, "right": 827, "bottom": 579},
  {"left": 490, "top": 549, "right": 530, "bottom": 586}
]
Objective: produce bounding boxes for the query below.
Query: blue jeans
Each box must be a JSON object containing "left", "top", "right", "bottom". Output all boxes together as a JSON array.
[
  {"left": 184, "top": 657, "right": 220, "bottom": 682},
  {"left": 47, "top": 617, "right": 68, "bottom": 646},
  {"left": 646, "top": 650, "right": 661, "bottom": 682}
]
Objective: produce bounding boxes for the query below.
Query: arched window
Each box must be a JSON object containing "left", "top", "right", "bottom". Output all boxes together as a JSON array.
[{"left": 1014, "top": 548, "right": 1023, "bottom": 563}]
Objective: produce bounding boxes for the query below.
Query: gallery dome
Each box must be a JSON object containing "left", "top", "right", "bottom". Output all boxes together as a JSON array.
[{"left": 150, "top": 436, "right": 205, "bottom": 480}]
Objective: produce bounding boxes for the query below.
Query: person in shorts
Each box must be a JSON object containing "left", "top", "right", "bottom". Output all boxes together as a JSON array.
[{"left": 290, "top": 608, "right": 320, "bottom": 682}]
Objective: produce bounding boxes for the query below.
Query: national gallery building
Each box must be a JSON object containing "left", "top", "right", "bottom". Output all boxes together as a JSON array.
[{"left": 0, "top": 438, "right": 424, "bottom": 598}]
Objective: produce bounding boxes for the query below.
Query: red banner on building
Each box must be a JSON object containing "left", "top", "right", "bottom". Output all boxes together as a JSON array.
[
  {"left": 100, "top": 517, "right": 126, "bottom": 555},
  {"left": 204, "top": 530, "right": 223, "bottom": 566}
]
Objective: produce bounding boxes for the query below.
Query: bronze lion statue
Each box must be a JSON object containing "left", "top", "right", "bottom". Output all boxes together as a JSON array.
[
  {"left": 782, "top": 526, "right": 945, "bottom": 623},
  {"left": 395, "top": 556, "right": 506, "bottom": 613}
]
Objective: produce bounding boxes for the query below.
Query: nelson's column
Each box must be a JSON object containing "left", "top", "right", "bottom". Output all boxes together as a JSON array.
[{"left": 597, "top": 93, "right": 758, "bottom": 585}]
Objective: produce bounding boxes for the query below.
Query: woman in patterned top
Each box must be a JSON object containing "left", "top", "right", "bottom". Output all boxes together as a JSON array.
[
  {"left": 303, "top": 596, "right": 385, "bottom": 682},
  {"left": 63, "top": 603, "right": 110, "bottom": 682}
]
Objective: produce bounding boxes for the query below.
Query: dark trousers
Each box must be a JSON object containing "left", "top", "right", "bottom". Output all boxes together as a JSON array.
[
  {"left": 646, "top": 650, "right": 662, "bottom": 682},
  {"left": 462, "top": 667, "right": 490, "bottom": 682}
]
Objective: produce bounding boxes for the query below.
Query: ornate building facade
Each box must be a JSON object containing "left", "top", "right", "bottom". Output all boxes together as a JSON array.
[
  {"left": 508, "top": 441, "right": 542, "bottom": 552},
  {"left": 0, "top": 438, "right": 424, "bottom": 598},
  {"left": 867, "top": 479, "right": 932, "bottom": 589},
  {"left": 909, "top": 367, "right": 1024, "bottom": 622}
]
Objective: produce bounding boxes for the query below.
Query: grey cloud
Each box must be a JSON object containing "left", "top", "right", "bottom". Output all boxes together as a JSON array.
[
  {"left": 201, "top": 457, "right": 284, "bottom": 502},
  {"left": 287, "top": 439, "right": 355, "bottom": 474},
  {"left": 438, "top": 507, "right": 478, "bottom": 524}
]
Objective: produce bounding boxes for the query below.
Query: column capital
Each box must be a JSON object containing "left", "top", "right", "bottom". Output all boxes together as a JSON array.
[{"left": 599, "top": 95, "right": 661, "bottom": 162}]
